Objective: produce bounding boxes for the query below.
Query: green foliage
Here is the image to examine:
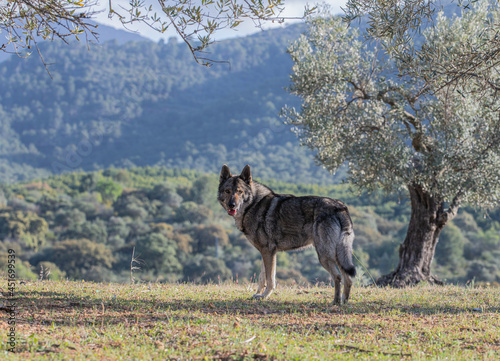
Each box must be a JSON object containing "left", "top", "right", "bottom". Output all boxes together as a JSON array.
[
  {"left": 435, "top": 223, "right": 466, "bottom": 266},
  {"left": 149, "top": 183, "right": 183, "bottom": 208},
  {"left": 190, "top": 175, "right": 220, "bottom": 211},
  {"left": 0, "top": 166, "right": 497, "bottom": 284},
  {"left": 2, "top": 0, "right": 310, "bottom": 69},
  {"left": 173, "top": 202, "right": 213, "bottom": 224},
  {"left": 434, "top": 222, "right": 467, "bottom": 280},
  {"left": 0, "top": 240, "right": 38, "bottom": 280},
  {"left": 30, "top": 238, "right": 114, "bottom": 280},
  {"left": 118, "top": 0, "right": 313, "bottom": 66},
  {"left": 183, "top": 254, "right": 232, "bottom": 283},
  {"left": 186, "top": 224, "right": 229, "bottom": 254},
  {"left": 343, "top": 0, "right": 500, "bottom": 93},
  {"left": 135, "top": 233, "right": 182, "bottom": 281},
  {"left": 36, "top": 261, "right": 67, "bottom": 281},
  {"left": 0, "top": 209, "right": 48, "bottom": 251},
  {"left": 95, "top": 179, "right": 123, "bottom": 204},
  {"left": 61, "top": 219, "right": 108, "bottom": 244},
  {"left": 284, "top": 12, "right": 500, "bottom": 206},
  {"left": 0, "top": 0, "right": 97, "bottom": 60},
  {"left": 54, "top": 208, "right": 86, "bottom": 228}
]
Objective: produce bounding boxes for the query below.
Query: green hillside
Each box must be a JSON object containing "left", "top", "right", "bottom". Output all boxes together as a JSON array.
[
  {"left": 0, "top": 23, "right": 345, "bottom": 184},
  {"left": 1, "top": 167, "right": 498, "bottom": 285}
]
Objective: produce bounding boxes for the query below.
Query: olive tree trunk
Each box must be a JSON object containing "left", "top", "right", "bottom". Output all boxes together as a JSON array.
[{"left": 376, "top": 184, "right": 459, "bottom": 287}]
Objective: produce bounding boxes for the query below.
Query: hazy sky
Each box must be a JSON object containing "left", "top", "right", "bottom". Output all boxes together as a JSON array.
[{"left": 93, "top": 0, "right": 347, "bottom": 42}]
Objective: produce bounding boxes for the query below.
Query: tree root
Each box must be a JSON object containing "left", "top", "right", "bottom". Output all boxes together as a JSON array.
[{"left": 375, "top": 269, "right": 444, "bottom": 288}]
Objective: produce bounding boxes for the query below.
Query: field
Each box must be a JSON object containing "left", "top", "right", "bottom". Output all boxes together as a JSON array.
[{"left": 1, "top": 280, "right": 500, "bottom": 360}]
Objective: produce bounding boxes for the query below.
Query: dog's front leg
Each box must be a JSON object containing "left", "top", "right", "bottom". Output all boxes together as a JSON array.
[
  {"left": 254, "top": 261, "right": 267, "bottom": 298},
  {"left": 253, "top": 250, "right": 276, "bottom": 300}
]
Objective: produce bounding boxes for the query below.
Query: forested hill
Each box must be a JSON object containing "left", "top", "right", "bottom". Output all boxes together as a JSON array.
[
  {"left": 0, "top": 22, "right": 343, "bottom": 184},
  {"left": 1, "top": 167, "right": 498, "bottom": 284}
]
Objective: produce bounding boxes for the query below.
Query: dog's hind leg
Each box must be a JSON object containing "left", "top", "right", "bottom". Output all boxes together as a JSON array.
[
  {"left": 336, "top": 231, "right": 355, "bottom": 303},
  {"left": 338, "top": 265, "right": 353, "bottom": 303},
  {"left": 314, "top": 220, "right": 345, "bottom": 305},
  {"left": 316, "top": 252, "right": 343, "bottom": 305}
]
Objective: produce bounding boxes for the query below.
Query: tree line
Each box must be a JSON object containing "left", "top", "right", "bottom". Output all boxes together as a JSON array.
[{"left": 0, "top": 167, "right": 498, "bottom": 286}]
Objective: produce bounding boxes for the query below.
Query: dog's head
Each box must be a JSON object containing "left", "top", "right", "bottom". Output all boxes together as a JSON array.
[{"left": 218, "top": 164, "right": 253, "bottom": 217}]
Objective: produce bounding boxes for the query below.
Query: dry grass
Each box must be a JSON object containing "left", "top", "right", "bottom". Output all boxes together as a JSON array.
[{"left": 1, "top": 280, "right": 499, "bottom": 360}]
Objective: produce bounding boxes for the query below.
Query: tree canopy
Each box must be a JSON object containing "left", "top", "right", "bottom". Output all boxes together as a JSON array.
[
  {"left": 343, "top": 0, "right": 500, "bottom": 91},
  {"left": 285, "top": 8, "right": 500, "bottom": 206},
  {"left": 284, "top": 3, "right": 500, "bottom": 286},
  {"left": 0, "top": 0, "right": 313, "bottom": 65},
  {"left": 0, "top": 0, "right": 98, "bottom": 63}
]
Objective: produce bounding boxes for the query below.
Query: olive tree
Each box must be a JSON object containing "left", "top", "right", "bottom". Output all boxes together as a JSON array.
[
  {"left": 1, "top": 0, "right": 314, "bottom": 66},
  {"left": 0, "top": 0, "right": 98, "bottom": 57},
  {"left": 343, "top": 0, "right": 500, "bottom": 92},
  {"left": 283, "top": 3, "right": 500, "bottom": 286}
]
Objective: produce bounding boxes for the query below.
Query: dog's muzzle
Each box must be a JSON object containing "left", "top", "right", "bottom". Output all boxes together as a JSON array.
[{"left": 228, "top": 199, "right": 237, "bottom": 216}]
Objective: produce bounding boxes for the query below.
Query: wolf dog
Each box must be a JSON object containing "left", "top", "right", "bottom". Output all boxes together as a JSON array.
[{"left": 218, "top": 164, "right": 356, "bottom": 305}]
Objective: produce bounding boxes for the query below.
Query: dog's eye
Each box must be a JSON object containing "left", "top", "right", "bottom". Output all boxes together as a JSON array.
[
  {"left": 238, "top": 190, "right": 243, "bottom": 194},
  {"left": 225, "top": 189, "right": 231, "bottom": 194}
]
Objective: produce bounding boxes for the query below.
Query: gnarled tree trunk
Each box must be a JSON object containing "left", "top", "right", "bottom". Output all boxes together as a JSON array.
[{"left": 376, "top": 184, "right": 459, "bottom": 287}]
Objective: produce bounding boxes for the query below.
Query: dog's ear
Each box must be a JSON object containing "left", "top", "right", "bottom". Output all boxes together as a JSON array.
[
  {"left": 240, "top": 165, "right": 252, "bottom": 184},
  {"left": 219, "top": 164, "right": 232, "bottom": 184}
]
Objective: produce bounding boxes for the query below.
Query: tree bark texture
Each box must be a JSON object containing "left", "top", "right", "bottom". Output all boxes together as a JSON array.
[{"left": 376, "top": 184, "right": 459, "bottom": 287}]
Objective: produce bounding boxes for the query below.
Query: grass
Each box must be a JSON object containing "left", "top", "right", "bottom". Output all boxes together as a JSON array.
[{"left": 1, "top": 280, "right": 500, "bottom": 360}]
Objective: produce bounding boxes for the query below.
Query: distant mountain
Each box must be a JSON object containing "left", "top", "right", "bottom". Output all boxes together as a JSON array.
[
  {"left": 90, "top": 22, "right": 151, "bottom": 44},
  {"left": 0, "top": 22, "right": 149, "bottom": 64},
  {"left": 0, "top": 21, "right": 348, "bottom": 184}
]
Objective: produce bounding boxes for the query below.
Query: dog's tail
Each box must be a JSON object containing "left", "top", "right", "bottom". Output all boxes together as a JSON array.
[
  {"left": 337, "top": 231, "right": 356, "bottom": 277},
  {"left": 337, "top": 212, "right": 356, "bottom": 277}
]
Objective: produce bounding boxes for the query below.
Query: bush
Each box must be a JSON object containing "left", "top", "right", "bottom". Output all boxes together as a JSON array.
[
  {"left": 30, "top": 239, "right": 114, "bottom": 280},
  {"left": 183, "top": 255, "right": 232, "bottom": 283}
]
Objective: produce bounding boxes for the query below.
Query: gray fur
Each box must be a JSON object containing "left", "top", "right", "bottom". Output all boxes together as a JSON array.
[{"left": 218, "top": 164, "right": 356, "bottom": 305}]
